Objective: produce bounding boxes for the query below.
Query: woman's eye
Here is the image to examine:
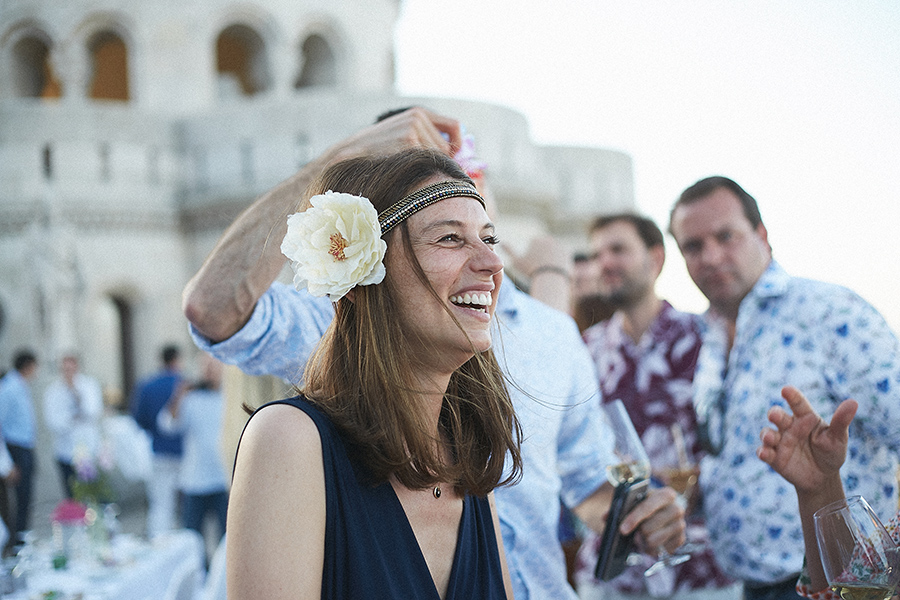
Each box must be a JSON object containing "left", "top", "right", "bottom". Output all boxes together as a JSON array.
[
  {"left": 439, "top": 234, "right": 461, "bottom": 243},
  {"left": 483, "top": 235, "right": 500, "bottom": 246}
]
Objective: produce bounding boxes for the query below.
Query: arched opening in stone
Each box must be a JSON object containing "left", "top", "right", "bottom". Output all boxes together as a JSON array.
[
  {"left": 295, "top": 34, "right": 337, "bottom": 89},
  {"left": 216, "top": 24, "right": 270, "bottom": 97},
  {"left": 88, "top": 30, "right": 130, "bottom": 101},
  {"left": 11, "top": 34, "right": 62, "bottom": 98},
  {"left": 101, "top": 294, "right": 135, "bottom": 405}
]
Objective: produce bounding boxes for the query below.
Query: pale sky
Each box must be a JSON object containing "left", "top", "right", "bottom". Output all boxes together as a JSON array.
[{"left": 395, "top": 0, "right": 900, "bottom": 332}]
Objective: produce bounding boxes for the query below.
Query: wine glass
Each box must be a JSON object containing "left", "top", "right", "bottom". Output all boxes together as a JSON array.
[
  {"left": 602, "top": 402, "right": 692, "bottom": 578},
  {"left": 658, "top": 423, "right": 698, "bottom": 501},
  {"left": 598, "top": 400, "right": 653, "bottom": 581},
  {"left": 602, "top": 399, "right": 651, "bottom": 487},
  {"left": 814, "top": 495, "right": 900, "bottom": 600},
  {"left": 645, "top": 422, "right": 708, "bottom": 575}
]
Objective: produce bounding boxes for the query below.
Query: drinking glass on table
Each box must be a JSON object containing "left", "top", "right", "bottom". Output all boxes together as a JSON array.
[{"left": 814, "top": 495, "right": 900, "bottom": 600}]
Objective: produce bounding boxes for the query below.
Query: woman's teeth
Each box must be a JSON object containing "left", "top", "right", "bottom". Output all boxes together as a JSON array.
[{"left": 450, "top": 292, "right": 491, "bottom": 311}]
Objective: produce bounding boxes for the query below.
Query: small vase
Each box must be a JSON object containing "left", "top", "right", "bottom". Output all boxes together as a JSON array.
[
  {"left": 85, "top": 501, "right": 121, "bottom": 566},
  {"left": 51, "top": 520, "right": 87, "bottom": 569}
]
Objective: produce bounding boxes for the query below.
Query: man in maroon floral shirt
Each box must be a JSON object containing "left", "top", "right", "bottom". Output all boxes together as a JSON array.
[{"left": 575, "top": 213, "right": 739, "bottom": 600}]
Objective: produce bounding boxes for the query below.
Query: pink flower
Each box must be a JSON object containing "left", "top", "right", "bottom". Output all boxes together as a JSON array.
[
  {"left": 52, "top": 499, "right": 87, "bottom": 524},
  {"left": 454, "top": 132, "right": 488, "bottom": 181}
]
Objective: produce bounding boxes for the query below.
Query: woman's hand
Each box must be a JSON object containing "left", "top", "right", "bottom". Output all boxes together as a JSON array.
[{"left": 757, "top": 386, "right": 857, "bottom": 494}]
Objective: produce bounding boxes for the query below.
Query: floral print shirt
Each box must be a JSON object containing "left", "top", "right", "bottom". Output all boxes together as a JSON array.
[
  {"left": 693, "top": 261, "right": 900, "bottom": 583},
  {"left": 576, "top": 301, "right": 734, "bottom": 594}
]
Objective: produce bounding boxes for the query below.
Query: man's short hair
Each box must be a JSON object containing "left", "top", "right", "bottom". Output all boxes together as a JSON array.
[
  {"left": 590, "top": 213, "right": 664, "bottom": 250},
  {"left": 161, "top": 344, "right": 180, "bottom": 365},
  {"left": 376, "top": 107, "right": 416, "bottom": 123},
  {"left": 13, "top": 350, "right": 37, "bottom": 372},
  {"left": 670, "top": 176, "right": 764, "bottom": 233}
]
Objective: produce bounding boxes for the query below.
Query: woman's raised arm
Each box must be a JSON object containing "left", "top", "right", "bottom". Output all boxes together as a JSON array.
[{"left": 757, "top": 385, "right": 858, "bottom": 592}]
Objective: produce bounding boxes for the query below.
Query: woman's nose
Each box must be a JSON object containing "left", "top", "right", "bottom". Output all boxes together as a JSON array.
[{"left": 473, "top": 241, "right": 504, "bottom": 275}]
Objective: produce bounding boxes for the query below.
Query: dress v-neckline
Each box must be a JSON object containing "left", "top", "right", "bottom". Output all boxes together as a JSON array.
[{"left": 383, "top": 481, "right": 467, "bottom": 599}]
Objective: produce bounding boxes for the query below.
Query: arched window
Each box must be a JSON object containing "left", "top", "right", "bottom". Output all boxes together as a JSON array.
[
  {"left": 101, "top": 293, "right": 135, "bottom": 402},
  {"left": 11, "top": 34, "right": 62, "bottom": 98},
  {"left": 295, "top": 34, "right": 336, "bottom": 89},
  {"left": 88, "top": 30, "right": 129, "bottom": 101},
  {"left": 216, "top": 24, "right": 270, "bottom": 97}
]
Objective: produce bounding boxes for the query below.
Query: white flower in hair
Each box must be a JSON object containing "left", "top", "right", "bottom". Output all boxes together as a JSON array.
[{"left": 281, "top": 191, "right": 387, "bottom": 301}]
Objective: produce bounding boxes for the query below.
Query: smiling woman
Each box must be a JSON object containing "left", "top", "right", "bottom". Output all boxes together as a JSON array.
[{"left": 227, "top": 148, "right": 522, "bottom": 600}]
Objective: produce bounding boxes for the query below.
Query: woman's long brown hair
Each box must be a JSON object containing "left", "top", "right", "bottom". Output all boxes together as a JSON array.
[{"left": 299, "top": 149, "right": 522, "bottom": 497}]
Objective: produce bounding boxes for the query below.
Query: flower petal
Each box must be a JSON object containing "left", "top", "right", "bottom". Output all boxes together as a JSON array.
[{"left": 282, "top": 191, "right": 386, "bottom": 300}]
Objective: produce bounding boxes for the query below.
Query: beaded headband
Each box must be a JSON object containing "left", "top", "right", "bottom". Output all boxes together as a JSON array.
[{"left": 378, "top": 180, "right": 485, "bottom": 235}]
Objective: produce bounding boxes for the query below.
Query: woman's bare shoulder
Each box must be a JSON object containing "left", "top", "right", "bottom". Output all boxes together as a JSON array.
[
  {"left": 229, "top": 402, "right": 327, "bottom": 599},
  {"left": 238, "top": 402, "right": 323, "bottom": 468},
  {"left": 231, "top": 401, "right": 326, "bottom": 530}
]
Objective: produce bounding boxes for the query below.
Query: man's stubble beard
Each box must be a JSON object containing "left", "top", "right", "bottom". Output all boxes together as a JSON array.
[{"left": 598, "top": 277, "right": 653, "bottom": 310}]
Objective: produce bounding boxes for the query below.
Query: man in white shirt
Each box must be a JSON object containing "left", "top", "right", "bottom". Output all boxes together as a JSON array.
[{"left": 43, "top": 354, "right": 104, "bottom": 498}]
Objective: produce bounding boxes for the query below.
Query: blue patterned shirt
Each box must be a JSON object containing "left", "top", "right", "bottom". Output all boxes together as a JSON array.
[
  {"left": 191, "top": 281, "right": 615, "bottom": 600},
  {"left": 693, "top": 261, "right": 900, "bottom": 583},
  {"left": 0, "top": 369, "right": 36, "bottom": 448}
]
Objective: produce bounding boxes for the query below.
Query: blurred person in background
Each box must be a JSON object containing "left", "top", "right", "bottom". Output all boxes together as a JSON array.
[
  {"left": 159, "top": 353, "right": 227, "bottom": 567},
  {"left": 0, "top": 350, "right": 37, "bottom": 544},
  {"left": 575, "top": 213, "right": 737, "bottom": 600},
  {"left": 43, "top": 353, "right": 103, "bottom": 499},
  {"left": 669, "top": 176, "right": 900, "bottom": 600},
  {"left": 132, "top": 344, "right": 184, "bottom": 538}
]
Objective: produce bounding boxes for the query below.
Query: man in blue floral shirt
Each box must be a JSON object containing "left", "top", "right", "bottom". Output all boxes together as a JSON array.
[
  {"left": 669, "top": 176, "right": 900, "bottom": 600},
  {"left": 575, "top": 214, "right": 738, "bottom": 600}
]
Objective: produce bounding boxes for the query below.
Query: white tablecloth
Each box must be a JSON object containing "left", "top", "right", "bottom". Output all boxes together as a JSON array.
[{"left": 7, "top": 529, "right": 204, "bottom": 600}]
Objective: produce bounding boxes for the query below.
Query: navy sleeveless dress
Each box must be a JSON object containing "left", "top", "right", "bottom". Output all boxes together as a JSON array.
[{"left": 241, "top": 396, "right": 507, "bottom": 599}]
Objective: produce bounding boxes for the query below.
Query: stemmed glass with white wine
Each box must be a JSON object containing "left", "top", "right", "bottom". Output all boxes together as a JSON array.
[
  {"left": 603, "top": 399, "right": 651, "bottom": 487},
  {"left": 814, "top": 495, "right": 900, "bottom": 600},
  {"left": 602, "top": 401, "right": 691, "bottom": 577}
]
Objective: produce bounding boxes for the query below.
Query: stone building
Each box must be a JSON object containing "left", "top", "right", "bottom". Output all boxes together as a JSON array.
[{"left": 0, "top": 1, "right": 633, "bottom": 510}]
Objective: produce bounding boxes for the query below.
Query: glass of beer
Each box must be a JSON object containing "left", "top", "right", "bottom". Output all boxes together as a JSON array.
[{"left": 814, "top": 495, "right": 900, "bottom": 600}]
